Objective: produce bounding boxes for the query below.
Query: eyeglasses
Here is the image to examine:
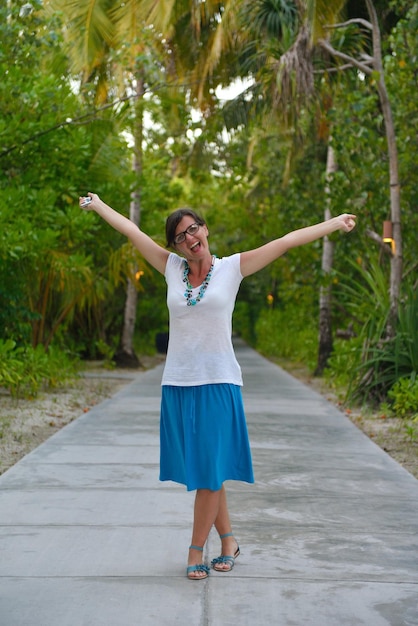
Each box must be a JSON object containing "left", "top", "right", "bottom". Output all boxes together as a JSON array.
[{"left": 173, "top": 222, "right": 200, "bottom": 244}]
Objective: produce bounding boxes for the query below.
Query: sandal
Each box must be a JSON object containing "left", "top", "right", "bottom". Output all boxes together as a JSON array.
[
  {"left": 211, "top": 532, "right": 240, "bottom": 572},
  {"left": 187, "top": 545, "right": 210, "bottom": 580}
]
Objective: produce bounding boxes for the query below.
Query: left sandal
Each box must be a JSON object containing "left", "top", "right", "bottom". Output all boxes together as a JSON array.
[{"left": 211, "top": 532, "right": 240, "bottom": 572}]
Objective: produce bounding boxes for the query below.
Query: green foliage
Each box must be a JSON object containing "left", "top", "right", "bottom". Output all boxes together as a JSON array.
[
  {"left": 338, "top": 258, "right": 391, "bottom": 345},
  {"left": 233, "top": 301, "right": 252, "bottom": 343},
  {"left": 255, "top": 305, "right": 318, "bottom": 370},
  {"left": 1, "top": 0, "right": 417, "bottom": 388},
  {"left": 323, "top": 335, "right": 363, "bottom": 390},
  {"left": 95, "top": 339, "right": 116, "bottom": 369},
  {"left": 388, "top": 377, "right": 418, "bottom": 418},
  {"left": 0, "top": 339, "right": 77, "bottom": 398},
  {"left": 385, "top": 3, "right": 418, "bottom": 262},
  {"left": 0, "top": 340, "right": 24, "bottom": 393},
  {"left": 327, "top": 259, "right": 417, "bottom": 405},
  {"left": 325, "top": 258, "right": 389, "bottom": 398},
  {"left": 397, "top": 286, "right": 418, "bottom": 372},
  {"left": 0, "top": 2, "right": 136, "bottom": 355},
  {"left": 354, "top": 285, "right": 417, "bottom": 403}
]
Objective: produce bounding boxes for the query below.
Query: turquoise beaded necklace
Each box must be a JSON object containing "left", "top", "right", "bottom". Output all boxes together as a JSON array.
[{"left": 183, "top": 255, "right": 215, "bottom": 306}]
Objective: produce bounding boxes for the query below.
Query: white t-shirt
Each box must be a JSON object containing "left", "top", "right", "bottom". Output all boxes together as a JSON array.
[{"left": 161, "top": 252, "right": 243, "bottom": 386}]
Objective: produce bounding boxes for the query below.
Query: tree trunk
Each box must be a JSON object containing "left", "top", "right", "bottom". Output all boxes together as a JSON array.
[
  {"left": 317, "top": 1, "right": 403, "bottom": 340},
  {"left": 365, "top": 0, "right": 402, "bottom": 338},
  {"left": 115, "top": 72, "right": 144, "bottom": 367},
  {"left": 315, "top": 142, "right": 337, "bottom": 375}
]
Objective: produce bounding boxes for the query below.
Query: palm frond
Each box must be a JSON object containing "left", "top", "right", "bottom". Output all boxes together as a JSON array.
[
  {"left": 307, "top": 0, "right": 347, "bottom": 41},
  {"left": 272, "top": 25, "right": 314, "bottom": 116},
  {"left": 45, "top": 0, "right": 115, "bottom": 78}
]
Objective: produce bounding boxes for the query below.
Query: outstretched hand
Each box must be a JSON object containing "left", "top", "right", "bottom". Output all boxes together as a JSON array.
[
  {"left": 337, "top": 213, "right": 357, "bottom": 233},
  {"left": 79, "top": 192, "right": 99, "bottom": 210}
]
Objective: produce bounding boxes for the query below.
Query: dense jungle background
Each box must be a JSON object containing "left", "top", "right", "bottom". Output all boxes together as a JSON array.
[{"left": 1, "top": 0, "right": 417, "bottom": 457}]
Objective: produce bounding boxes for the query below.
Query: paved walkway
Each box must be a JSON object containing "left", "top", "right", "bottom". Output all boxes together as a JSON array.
[{"left": 1, "top": 341, "right": 417, "bottom": 626}]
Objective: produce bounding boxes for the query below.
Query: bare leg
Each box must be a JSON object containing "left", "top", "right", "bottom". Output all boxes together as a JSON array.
[
  {"left": 188, "top": 488, "right": 222, "bottom": 579},
  {"left": 213, "top": 485, "right": 239, "bottom": 570},
  {"left": 214, "top": 485, "right": 232, "bottom": 536}
]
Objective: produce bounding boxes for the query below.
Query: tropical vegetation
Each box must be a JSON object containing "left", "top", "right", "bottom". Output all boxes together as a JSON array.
[{"left": 0, "top": 0, "right": 417, "bottom": 424}]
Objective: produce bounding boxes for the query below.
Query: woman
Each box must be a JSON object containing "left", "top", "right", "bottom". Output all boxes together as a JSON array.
[{"left": 79, "top": 193, "right": 356, "bottom": 580}]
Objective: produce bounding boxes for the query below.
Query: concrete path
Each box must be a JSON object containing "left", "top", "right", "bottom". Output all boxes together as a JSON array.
[{"left": 0, "top": 341, "right": 417, "bottom": 626}]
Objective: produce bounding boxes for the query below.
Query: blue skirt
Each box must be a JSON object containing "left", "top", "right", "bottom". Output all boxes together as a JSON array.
[{"left": 159, "top": 384, "right": 254, "bottom": 491}]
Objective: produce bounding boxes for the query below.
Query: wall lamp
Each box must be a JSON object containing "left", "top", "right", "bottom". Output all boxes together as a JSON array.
[{"left": 383, "top": 220, "right": 395, "bottom": 255}]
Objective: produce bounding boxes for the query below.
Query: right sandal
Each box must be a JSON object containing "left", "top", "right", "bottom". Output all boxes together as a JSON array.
[{"left": 211, "top": 532, "right": 240, "bottom": 572}]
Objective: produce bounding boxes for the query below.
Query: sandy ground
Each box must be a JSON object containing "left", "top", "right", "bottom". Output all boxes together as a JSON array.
[{"left": 0, "top": 353, "right": 417, "bottom": 480}]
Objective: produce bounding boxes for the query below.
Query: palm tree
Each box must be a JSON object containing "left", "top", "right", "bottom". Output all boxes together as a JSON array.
[
  {"left": 42, "top": 0, "right": 169, "bottom": 365},
  {"left": 233, "top": 0, "right": 403, "bottom": 363},
  {"left": 140, "top": 0, "right": 249, "bottom": 120},
  {"left": 314, "top": 0, "right": 403, "bottom": 338},
  {"left": 153, "top": 0, "right": 346, "bottom": 372},
  {"left": 43, "top": 0, "right": 245, "bottom": 364},
  {"left": 202, "top": 0, "right": 347, "bottom": 373},
  {"left": 44, "top": 0, "right": 403, "bottom": 365}
]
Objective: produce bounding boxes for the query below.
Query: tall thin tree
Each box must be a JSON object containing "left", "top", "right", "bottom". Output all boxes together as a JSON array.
[
  {"left": 314, "top": 0, "right": 403, "bottom": 338},
  {"left": 43, "top": 0, "right": 166, "bottom": 365}
]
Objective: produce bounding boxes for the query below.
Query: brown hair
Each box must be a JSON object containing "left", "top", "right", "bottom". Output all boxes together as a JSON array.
[{"left": 165, "top": 207, "right": 206, "bottom": 248}]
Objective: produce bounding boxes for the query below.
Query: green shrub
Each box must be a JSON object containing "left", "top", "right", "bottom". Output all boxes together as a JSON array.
[
  {"left": 255, "top": 306, "right": 318, "bottom": 370},
  {"left": 233, "top": 301, "right": 252, "bottom": 342},
  {"left": 331, "top": 259, "right": 417, "bottom": 404},
  {"left": 0, "top": 339, "right": 24, "bottom": 393},
  {"left": 325, "top": 336, "right": 364, "bottom": 390},
  {"left": 0, "top": 340, "right": 77, "bottom": 398},
  {"left": 388, "top": 377, "right": 418, "bottom": 418},
  {"left": 350, "top": 285, "right": 417, "bottom": 403}
]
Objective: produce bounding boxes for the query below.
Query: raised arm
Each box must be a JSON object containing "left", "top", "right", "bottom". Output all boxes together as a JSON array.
[
  {"left": 79, "top": 193, "right": 169, "bottom": 275},
  {"left": 240, "top": 214, "right": 356, "bottom": 277}
]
